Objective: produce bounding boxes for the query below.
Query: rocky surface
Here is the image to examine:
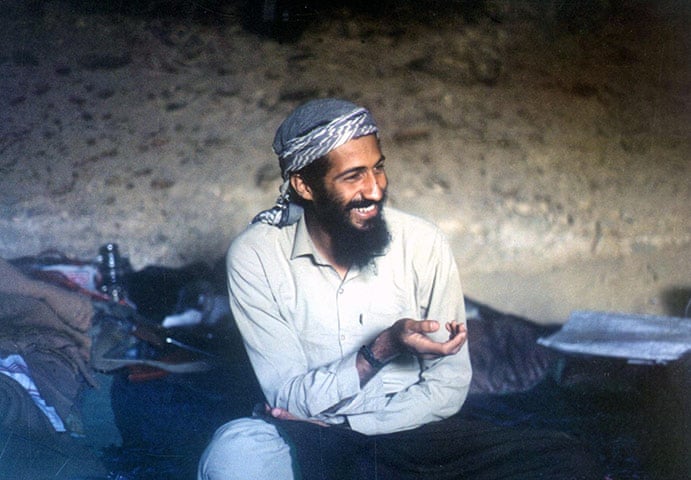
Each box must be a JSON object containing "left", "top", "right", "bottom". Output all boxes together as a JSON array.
[{"left": 1, "top": 0, "right": 689, "bottom": 321}]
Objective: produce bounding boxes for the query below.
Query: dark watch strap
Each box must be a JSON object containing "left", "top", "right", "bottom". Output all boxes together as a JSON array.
[{"left": 359, "top": 344, "right": 387, "bottom": 369}]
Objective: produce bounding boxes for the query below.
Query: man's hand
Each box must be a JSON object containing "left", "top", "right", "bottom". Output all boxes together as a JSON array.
[
  {"left": 0, "top": 258, "right": 94, "bottom": 361},
  {"left": 42, "top": 286, "right": 94, "bottom": 333},
  {"left": 392, "top": 319, "right": 467, "bottom": 360},
  {"left": 357, "top": 318, "right": 467, "bottom": 385},
  {"left": 261, "top": 404, "right": 329, "bottom": 427}
]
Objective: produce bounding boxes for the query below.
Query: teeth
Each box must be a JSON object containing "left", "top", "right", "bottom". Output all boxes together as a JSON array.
[{"left": 355, "top": 205, "right": 375, "bottom": 213}]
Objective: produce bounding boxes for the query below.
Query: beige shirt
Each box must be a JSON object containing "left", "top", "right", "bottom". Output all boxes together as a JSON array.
[{"left": 226, "top": 207, "right": 471, "bottom": 435}]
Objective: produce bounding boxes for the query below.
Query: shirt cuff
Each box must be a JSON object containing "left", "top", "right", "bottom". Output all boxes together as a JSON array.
[
  {"left": 332, "top": 349, "right": 361, "bottom": 400},
  {"left": 321, "top": 350, "right": 387, "bottom": 417}
]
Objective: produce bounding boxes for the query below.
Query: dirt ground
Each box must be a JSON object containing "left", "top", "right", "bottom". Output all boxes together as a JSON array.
[{"left": 1, "top": 0, "right": 689, "bottom": 323}]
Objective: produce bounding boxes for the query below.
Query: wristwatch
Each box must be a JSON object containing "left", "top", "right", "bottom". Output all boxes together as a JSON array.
[{"left": 359, "top": 344, "right": 388, "bottom": 369}]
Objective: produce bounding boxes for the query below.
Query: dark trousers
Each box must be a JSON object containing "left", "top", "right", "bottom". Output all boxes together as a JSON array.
[{"left": 273, "top": 414, "right": 604, "bottom": 480}]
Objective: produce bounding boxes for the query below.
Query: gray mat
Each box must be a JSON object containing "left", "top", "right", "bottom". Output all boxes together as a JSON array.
[{"left": 538, "top": 310, "right": 691, "bottom": 364}]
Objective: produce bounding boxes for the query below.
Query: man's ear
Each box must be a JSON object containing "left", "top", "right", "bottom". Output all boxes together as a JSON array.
[{"left": 290, "top": 174, "right": 314, "bottom": 202}]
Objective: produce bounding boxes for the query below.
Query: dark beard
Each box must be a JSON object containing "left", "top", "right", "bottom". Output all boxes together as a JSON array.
[{"left": 309, "top": 192, "right": 391, "bottom": 269}]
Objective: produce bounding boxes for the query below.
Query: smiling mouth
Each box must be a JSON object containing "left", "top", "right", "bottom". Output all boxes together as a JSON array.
[
  {"left": 354, "top": 204, "right": 377, "bottom": 214},
  {"left": 350, "top": 203, "right": 380, "bottom": 225}
]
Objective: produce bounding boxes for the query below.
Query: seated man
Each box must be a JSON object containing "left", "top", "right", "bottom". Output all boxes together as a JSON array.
[{"left": 199, "top": 98, "right": 603, "bottom": 479}]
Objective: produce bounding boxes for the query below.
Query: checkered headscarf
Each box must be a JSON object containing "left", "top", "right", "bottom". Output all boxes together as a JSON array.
[{"left": 252, "top": 99, "right": 379, "bottom": 226}]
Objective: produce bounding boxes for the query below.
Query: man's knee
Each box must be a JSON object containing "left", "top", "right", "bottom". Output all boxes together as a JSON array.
[{"left": 198, "top": 417, "right": 294, "bottom": 480}]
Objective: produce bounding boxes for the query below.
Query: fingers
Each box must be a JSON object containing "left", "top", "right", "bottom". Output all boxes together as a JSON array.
[
  {"left": 269, "top": 407, "right": 330, "bottom": 427},
  {"left": 73, "top": 330, "right": 92, "bottom": 349},
  {"left": 64, "top": 295, "right": 94, "bottom": 332},
  {"left": 44, "top": 290, "right": 94, "bottom": 332},
  {"left": 445, "top": 321, "right": 467, "bottom": 339},
  {"left": 269, "top": 407, "right": 297, "bottom": 421},
  {"left": 441, "top": 325, "right": 467, "bottom": 354},
  {"left": 426, "top": 331, "right": 465, "bottom": 356},
  {"left": 398, "top": 319, "right": 467, "bottom": 358},
  {"left": 413, "top": 319, "right": 440, "bottom": 333}
]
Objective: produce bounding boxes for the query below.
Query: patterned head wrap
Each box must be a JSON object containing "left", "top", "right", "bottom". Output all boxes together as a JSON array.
[{"left": 252, "top": 98, "right": 379, "bottom": 226}]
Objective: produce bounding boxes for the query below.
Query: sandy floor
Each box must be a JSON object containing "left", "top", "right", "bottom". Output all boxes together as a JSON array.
[{"left": 1, "top": 0, "right": 689, "bottom": 322}]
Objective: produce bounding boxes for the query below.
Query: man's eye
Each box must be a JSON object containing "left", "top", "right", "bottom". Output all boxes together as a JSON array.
[{"left": 344, "top": 172, "right": 363, "bottom": 182}]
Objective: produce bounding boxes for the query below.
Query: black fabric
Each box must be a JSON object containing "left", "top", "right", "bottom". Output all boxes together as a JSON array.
[
  {"left": 465, "top": 299, "right": 560, "bottom": 394},
  {"left": 0, "top": 428, "right": 108, "bottom": 479},
  {"left": 0, "top": 372, "right": 55, "bottom": 438},
  {"left": 272, "top": 413, "right": 603, "bottom": 480},
  {"left": 462, "top": 377, "right": 647, "bottom": 478},
  {"left": 122, "top": 262, "right": 223, "bottom": 322},
  {"left": 271, "top": 420, "right": 374, "bottom": 480}
]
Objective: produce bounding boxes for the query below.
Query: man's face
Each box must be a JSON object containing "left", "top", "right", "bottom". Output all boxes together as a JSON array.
[
  {"left": 303, "top": 134, "right": 390, "bottom": 267},
  {"left": 318, "top": 134, "right": 388, "bottom": 230}
]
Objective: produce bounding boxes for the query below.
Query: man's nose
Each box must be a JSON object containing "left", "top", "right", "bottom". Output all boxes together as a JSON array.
[{"left": 362, "top": 170, "right": 386, "bottom": 201}]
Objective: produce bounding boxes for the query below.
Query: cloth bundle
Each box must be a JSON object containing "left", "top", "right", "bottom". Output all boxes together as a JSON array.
[{"left": 0, "top": 293, "right": 91, "bottom": 436}]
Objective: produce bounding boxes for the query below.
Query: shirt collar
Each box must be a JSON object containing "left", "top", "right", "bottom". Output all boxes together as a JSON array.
[
  {"left": 291, "top": 213, "right": 327, "bottom": 264},
  {"left": 290, "top": 210, "right": 390, "bottom": 272}
]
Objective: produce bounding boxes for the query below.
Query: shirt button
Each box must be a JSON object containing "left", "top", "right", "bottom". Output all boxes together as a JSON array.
[
  {"left": 340, "top": 335, "right": 346, "bottom": 340},
  {"left": 338, "top": 288, "right": 344, "bottom": 294}
]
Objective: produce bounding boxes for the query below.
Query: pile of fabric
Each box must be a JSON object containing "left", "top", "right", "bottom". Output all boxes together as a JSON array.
[{"left": 0, "top": 292, "right": 95, "bottom": 437}]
